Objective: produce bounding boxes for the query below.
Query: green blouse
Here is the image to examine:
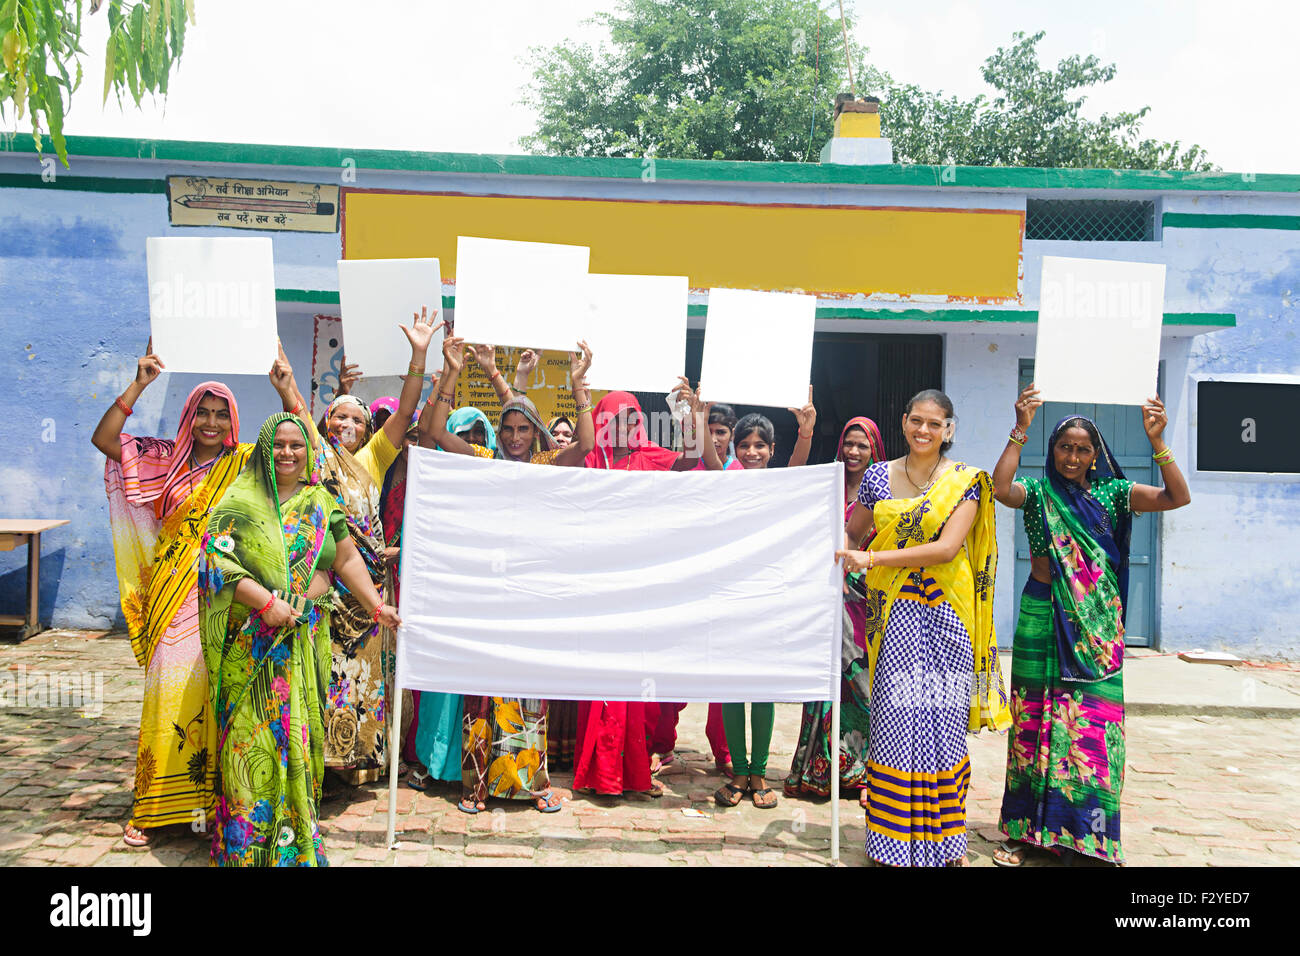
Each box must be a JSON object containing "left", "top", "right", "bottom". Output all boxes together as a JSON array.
[
  {"left": 1015, "top": 475, "right": 1135, "bottom": 556},
  {"left": 315, "top": 510, "right": 350, "bottom": 570}
]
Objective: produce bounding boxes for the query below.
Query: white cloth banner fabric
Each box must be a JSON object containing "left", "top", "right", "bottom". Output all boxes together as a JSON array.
[{"left": 396, "top": 450, "right": 843, "bottom": 703}]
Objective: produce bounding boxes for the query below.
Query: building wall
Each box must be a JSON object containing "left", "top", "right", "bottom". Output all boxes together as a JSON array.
[{"left": 0, "top": 148, "right": 1296, "bottom": 657}]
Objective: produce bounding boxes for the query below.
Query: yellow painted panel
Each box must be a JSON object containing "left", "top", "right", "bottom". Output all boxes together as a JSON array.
[
  {"left": 834, "top": 112, "right": 881, "bottom": 138},
  {"left": 343, "top": 191, "right": 1022, "bottom": 300}
]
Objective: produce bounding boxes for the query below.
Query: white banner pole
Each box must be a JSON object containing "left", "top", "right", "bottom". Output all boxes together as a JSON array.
[
  {"left": 830, "top": 697, "right": 841, "bottom": 864},
  {"left": 386, "top": 634, "right": 403, "bottom": 850}
]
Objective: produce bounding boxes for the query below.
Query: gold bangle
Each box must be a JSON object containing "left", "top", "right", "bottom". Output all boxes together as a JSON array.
[
  {"left": 408, "top": 364, "right": 425, "bottom": 377},
  {"left": 576, "top": 404, "right": 594, "bottom": 416},
  {"left": 866, "top": 551, "right": 874, "bottom": 571}
]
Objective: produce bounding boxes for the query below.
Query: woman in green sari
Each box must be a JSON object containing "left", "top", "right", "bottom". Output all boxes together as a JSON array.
[
  {"left": 199, "top": 413, "right": 401, "bottom": 867},
  {"left": 991, "top": 385, "right": 1190, "bottom": 865}
]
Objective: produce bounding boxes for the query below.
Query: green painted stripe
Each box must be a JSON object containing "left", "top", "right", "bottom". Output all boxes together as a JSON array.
[
  {"left": 0, "top": 172, "right": 165, "bottom": 193},
  {"left": 3, "top": 134, "right": 1296, "bottom": 193},
  {"left": 1162, "top": 212, "right": 1300, "bottom": 230},
  {"left": 277, "top": 289, "right": 1235, "bottom": 328}
]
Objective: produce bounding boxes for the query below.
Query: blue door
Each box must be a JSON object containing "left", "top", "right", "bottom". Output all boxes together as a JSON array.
[{"left": 1011, "top": 360, "right": 1161, "bottom": 647}]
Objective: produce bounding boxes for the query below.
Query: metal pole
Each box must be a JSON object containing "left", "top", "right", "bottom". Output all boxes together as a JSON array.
[
  {"left": 386, "top": 632, "right": 403, "bottom": 850},
  {"left": 26, "top": 533, "right": 39, "bottom": 639},
  {"left": 830, "top": 697, "right": 841, "bottom": 864}
]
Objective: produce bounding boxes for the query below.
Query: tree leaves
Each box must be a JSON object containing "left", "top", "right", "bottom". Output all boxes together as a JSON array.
[{"left": 2, "top": 0, "right": 194, "bottom": 167}]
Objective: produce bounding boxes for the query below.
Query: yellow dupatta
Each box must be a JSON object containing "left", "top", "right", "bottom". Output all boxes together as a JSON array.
[{"left": 857, "top": 463, "right": 1010, "bottom": 732}]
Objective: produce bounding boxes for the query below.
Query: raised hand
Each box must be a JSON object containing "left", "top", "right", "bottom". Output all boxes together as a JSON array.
[
  {"left": 1014, "top": 383, "right": 1043, "bottom": 430},
  {"left": 441, "top": 334, "right": 467, "bottom": 376},
  {"left": 569, "top": 340, "right": 593, "bottom": 387},
  {"left": 335, "top": 359, "right": 362, "bottom": 396},
  {"left": 790, "top": 385, "right": 816, "bottom": 435},
  {"left": 470, "top": 343, "right": 499, "bottom": 375},
  {"left": 399, "top": 305, "right": 443, "bottom": 358},
  {"left": 516, "top": 349, "right": 540, "bottom": 378},
  {"left": 135, "top": 337, "right": 165, "bottom": 388},
  {"left": 1142, "top": 395, "right": 1169, "bottom": 444},
  {"left": 269, "top": 339, "right": 296, "bottom": 397}
]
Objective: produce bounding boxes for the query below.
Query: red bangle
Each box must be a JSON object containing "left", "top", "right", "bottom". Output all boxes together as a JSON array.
[
  {"left": 258, "top": 594, "right": 276, "bottom": 617},
  {"left": 372, "top": 603, "right": 384, "bottom": 622},
  {"left": 115, "top": 396, "right": 134, "bottom": 416},
  {"left": 798, "top": 430, "right": 813, "bottom": 439}
]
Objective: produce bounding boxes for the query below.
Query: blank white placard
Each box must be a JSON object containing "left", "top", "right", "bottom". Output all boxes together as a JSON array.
[
  {"left": 146, "top": 237, "right": 278, "bottom": 375},
  {"left": 582, "top": 273, "right": 688, "bottom": 392},
  {"left": 698, "top": 288, "right": 816, "bottom": 408},
  {"left": 1035, "top": 256, "right": 1166, "bottom": 406},
  {"left": 452, "top": 236, "right": 590, "bottom": 351},
  {"left": 337, "top": 258, "right": 444, "bottom": 377},
  {"left": 396, "top": 450, "right": 842, "bottom": 703}
]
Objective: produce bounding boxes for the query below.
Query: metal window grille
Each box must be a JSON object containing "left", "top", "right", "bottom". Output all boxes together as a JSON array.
[{"left": 1025, "top": 199, "right": 1155, "bottom": 241}]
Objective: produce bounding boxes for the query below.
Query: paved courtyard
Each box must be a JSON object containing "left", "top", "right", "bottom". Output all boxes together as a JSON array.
[{"left": 1, "top": 629, "right": 1296, "bottom": 867}]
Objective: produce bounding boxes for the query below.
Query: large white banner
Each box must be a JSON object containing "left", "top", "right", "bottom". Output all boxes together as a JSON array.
[{"left": 396, "top": 450, "right": 843, "bottom": 703}]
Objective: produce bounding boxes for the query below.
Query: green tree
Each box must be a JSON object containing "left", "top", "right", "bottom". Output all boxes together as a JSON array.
[
  {"left": 1, "top": 0, "right": 196, "bottom": 166},
  {"left": 884, "top": 31, "right": 1212, "bottom": 170},
  {"left": 520, "top": 0, "right": 886, "bottom": 162}
]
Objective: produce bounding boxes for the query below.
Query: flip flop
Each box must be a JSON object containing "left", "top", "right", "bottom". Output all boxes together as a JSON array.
[
  {"left": 122, "top": 825, "right": 150, "bottom": 847},
  {"left": 714, "top": 782, "right": 747, "bottom": 807},
  {"left": 750, "top": 787, "right": 778, "bottom": 809},
  {"left": 457, "top": 798, "right": 484, "bottom": 815},
  {"left": 407, "top": 769, "right": 432, "bottom": 792},
  {"left": 534, "top": 791, "right": 563, "bottom": 814},
  {"left": 993, "top": 841, "right": 1025, "bottom": 867}
]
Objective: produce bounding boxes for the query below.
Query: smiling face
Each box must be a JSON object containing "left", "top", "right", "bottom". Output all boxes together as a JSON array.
[
  {"left": 499, "top": 410, "right": 536, "bottom": 460},
  {"left": 902, "top": 400, "right": 951, "bottom": 457},
  {"left": 327, "top": 403, "right": 369, "bottom": 453},
  {"left": 191, "top": 394, "right": 233, "bottom": 454},
  {"left": 840, "top": 425, "right": 874, "bottom": 477},
  {"left": 1052, "top": 425, "right": 1098, "bottom": 484},
  {"left": 458, "top": 421, "right": 489, "bottom": 449},
  {"left": 272, "top": 421, "right": 309, "bottom": 488},
  {"left": 551, "top": 420, "right": 574, "bottom": 448},
  {"left": 736, "top": 430, "right": 773, "bottom": 469}
]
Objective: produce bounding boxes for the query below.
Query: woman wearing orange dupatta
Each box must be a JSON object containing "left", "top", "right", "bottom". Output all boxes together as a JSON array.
[
  {"left": 837, "top": 390, "right": 1009, "bottom": 867},
  {"left": 574, "top": 387, "right": 722, "bottom": 797},
  {"left": 93, "top": 342, "right": 303, "bottom": 847}
]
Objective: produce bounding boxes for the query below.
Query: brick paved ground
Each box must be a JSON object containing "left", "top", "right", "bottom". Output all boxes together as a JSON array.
[{"left": 1, "top": 630, "right": 1296, "bottom": 867}]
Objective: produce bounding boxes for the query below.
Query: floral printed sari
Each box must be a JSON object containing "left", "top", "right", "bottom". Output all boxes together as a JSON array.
[
  {"left": 199, "top": 413, "right": 344, "bottom": 867},
  {"left": 999, "top": 416, "right": 1133, "bottom": 864}
]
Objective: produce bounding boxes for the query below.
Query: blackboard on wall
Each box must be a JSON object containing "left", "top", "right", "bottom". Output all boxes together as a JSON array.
[{"left": 1197, "top": 381, "right": 1300, "bottom": 473}]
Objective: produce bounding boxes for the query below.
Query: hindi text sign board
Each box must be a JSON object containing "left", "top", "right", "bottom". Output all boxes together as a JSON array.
[
  {"left": 1035, "top": 256, "right": 1165, "bottom": 406},
  {"left": 698, "top": 288, "right": 816, "bottom": 409},
  {"left": 337, "top": 258, "right": 444, "bottom": 378},
  {"left": 397, "top": 451, "right": 842, "bottom": 703},
  {"left": 451, "top": 236, "right": 590, "bottom": 352},
  {"left": 146, "top": 237, "right": 278, "bottom": 375},
  {"left": 582, "top": 273, "right": 689, "bottom": 393},
  {"left": 166, "top": 177, "right": 340, "bottom": 233}
]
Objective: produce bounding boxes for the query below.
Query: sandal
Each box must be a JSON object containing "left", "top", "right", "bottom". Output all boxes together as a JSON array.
[
  {"left": 534, "top": 790, "right": 563, "bottom": 813},
  {"left": 750, "top": 787, "right": 778, "bottom": 810},
  {"left": 993, "top": 841, "right": 1026, "bottom": 867},
  {"left": 714, "top": 782, "right": 747, "bottom": 807},
  {"left": 643, "top": 781, "right": 664, "bottom": 798},
  {"left": 457, "top": 798, "right": 486, "bottom": 815},
  {"left": 122, "top": 824, "right": 150, "bottom": 848},
  {"left": 407, "top": 769, "right": 432, "bottom": 792},
  {"left": 946, "top": 854, "right": 971, "bottom": 867}
]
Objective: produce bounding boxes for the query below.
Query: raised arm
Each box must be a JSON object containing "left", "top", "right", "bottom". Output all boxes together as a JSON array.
[
  {"left": 838, "top": 498, "right": 978, "bottom": 572},
  {"left": 786, "top": 386, "right": 816, "bottom": 467},
  {"left": 993, "top": 384, "right": 1041, "bottom": 509},
  {"left": 1128, "top": 396, "right": 1191, "bottom": 513},
  {"left": 512, "top": 349, "right": 539, "bottom": 393},
  {"left": 380, "top": 307, "right": 442, "bottom": 449},
  {"left": 472, "top": 343, "right": 514, "bottom": 405},
  {"left": 673, "top": 379, "right": 723, "bottom": 471},
  {"left": 419, "top": 334, "right": 474, "bottom": 456},
  {"left": 270, "top": 340, "right": 315, "bottom": 445},
  {"left": 551, "top": 341, "right": 596, "bottom": 467},
  {"left": 92, "top": 340, "right": 164, "bottom": 463}
]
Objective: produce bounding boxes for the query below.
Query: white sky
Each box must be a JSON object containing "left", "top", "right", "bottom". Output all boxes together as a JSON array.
[{"left": 39, "top": 0, "right": 1297, "bottom": 174}]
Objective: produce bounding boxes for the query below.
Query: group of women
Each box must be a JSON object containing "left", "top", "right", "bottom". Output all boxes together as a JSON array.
[{"left": 95, "top": 313, "right": 1190, "bottom": 867}]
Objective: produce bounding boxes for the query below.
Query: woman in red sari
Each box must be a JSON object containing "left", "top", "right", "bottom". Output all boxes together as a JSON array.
[{"left": 573, "top": 387, "right": 722, "bottom": 796}]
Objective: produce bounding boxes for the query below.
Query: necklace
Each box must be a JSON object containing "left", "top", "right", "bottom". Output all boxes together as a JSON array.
[{"left": 903, "top": 453, "right": 943, "bottom": 493}]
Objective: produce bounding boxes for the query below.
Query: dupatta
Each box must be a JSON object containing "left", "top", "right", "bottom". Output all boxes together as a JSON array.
[
  {"left": 496, "top": 395, "right": 557, "bottom": 461},
  {"left": 104, "top": 381, "right": 252, "bottom": 667},
  {"left": 584, "top": 391, "right": 679, "bottom": 471},
  {"left": 198, "top": 414, "right": 340, "bottom": 718},
  {"left": 1033, "top": 417, "right": 1131, "bottom": 683},
  {"left": 851, "top": 464, "right": 1010, "bottom": 732}
]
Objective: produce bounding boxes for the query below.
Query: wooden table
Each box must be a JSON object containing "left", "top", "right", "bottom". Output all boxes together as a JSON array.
[{"left": 0, "top": 519, "right": 69, "bottom": 641}]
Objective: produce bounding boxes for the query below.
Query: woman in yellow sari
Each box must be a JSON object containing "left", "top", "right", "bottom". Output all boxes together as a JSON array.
[
  {"left": 93, "top": 342, "right": 304, "bottom": 847},
  {"left": 838, "top": 389, "right": 1009, "bottom": 866}
]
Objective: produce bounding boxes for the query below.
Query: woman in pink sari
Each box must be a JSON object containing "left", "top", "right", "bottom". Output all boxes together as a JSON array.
[{"left": 573, "top": 388, "right": 722, "bottom": 796}]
